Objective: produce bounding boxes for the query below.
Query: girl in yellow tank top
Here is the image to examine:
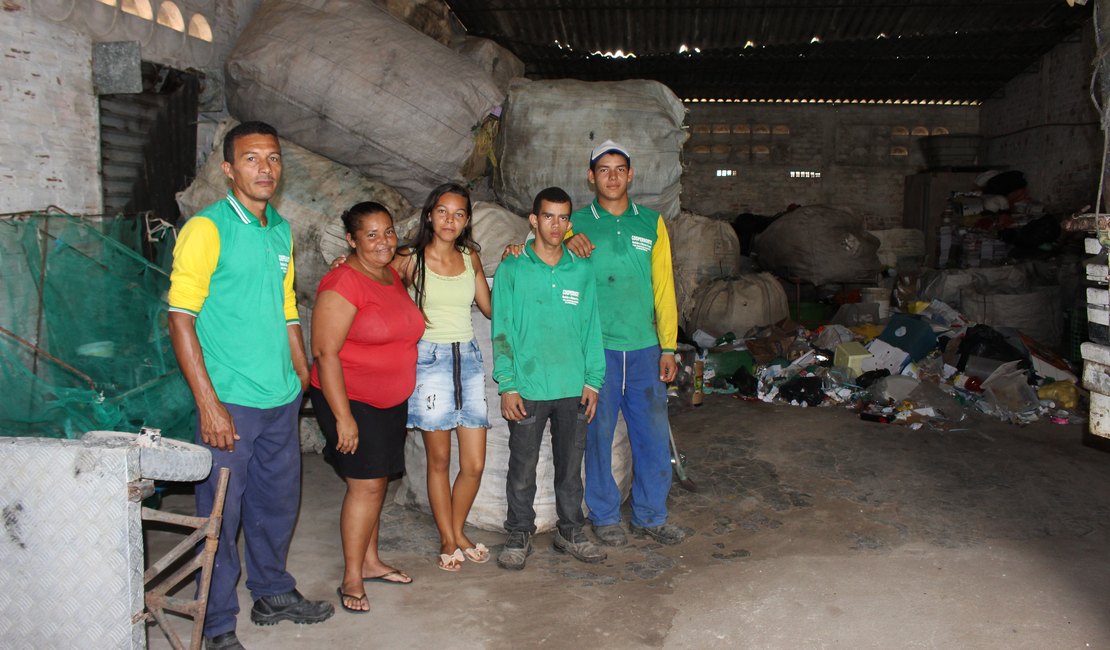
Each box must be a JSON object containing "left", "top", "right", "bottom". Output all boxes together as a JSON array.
[{"left": 393, "top": 183, "right": 493, "bottom": 571}]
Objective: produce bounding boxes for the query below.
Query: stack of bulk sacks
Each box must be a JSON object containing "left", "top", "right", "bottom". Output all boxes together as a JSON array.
[
  {"left": 493, "top": 79, "right": 686, "bottom": 220},
  {"left": 689, "top": 273, "right": 790, "bottom": 337},
  {"left": 225, "top": 0, "right": 503, "bottom": 207},
  {"left": 666, "top": 210, "right": 742, "bottom": 328}
]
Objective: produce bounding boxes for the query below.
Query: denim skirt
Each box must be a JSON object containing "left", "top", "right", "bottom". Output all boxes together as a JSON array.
[{"left": 406, "top": 338, "right": 490, "bottom": 431}]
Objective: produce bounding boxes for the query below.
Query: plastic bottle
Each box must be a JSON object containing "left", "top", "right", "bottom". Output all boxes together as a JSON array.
[{"left": 692, "top": 360, "right": 705, "bottom": 406}]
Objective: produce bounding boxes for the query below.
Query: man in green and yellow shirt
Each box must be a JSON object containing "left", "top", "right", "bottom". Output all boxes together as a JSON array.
[{"left": 566, "top": 140, "right": 686, "bottom": 547}]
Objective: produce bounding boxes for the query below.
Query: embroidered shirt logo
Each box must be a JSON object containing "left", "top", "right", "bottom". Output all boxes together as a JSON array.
[
  {"left": 562, "top": 289, "right": 580, "bottom": 306},
  {"left": 630, "top": 235, "right": 653, "bottom": 252},
  {"left": 278, "top": 254, "right": 291, "bottom": 274}
]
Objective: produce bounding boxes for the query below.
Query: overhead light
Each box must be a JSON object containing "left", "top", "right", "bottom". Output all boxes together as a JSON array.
[
  {"left": 744, "top": 40, "right": 755, "bottom": 48},
  {"left": 811, "top": 36, "right": 821, "bottom": 44}
]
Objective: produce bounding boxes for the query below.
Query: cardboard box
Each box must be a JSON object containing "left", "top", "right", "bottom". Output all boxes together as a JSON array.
[{"left": 862, "top": 339, "right": 910, "bottom": 374}]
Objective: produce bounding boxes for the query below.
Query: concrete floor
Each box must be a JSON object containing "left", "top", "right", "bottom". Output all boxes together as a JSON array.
[{"left": 147, "top": 396, "right": 1110, "bottom": 649}]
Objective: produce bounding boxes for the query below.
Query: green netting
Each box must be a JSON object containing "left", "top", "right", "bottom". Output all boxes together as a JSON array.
[{"left": 0, "top": 214, "right": 194, "bottom": 440}]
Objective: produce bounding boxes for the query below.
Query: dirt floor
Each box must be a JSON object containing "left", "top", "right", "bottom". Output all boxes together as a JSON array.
[{"left": 147, "top": 395, "right": 1110, "bottom": 649}]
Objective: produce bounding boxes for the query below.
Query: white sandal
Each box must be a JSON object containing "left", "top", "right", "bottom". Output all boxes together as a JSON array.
[{"left": 437, "top": 548, "right": 465, "bottom": 572}]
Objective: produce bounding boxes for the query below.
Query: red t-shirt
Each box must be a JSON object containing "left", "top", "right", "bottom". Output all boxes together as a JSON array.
[{"left": 309, "top": 264, "right": 425, "bottom": 408}]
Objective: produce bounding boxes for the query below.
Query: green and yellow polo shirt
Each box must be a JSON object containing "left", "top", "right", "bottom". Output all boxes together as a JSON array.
[
  {"left": 168, "top": 192, "right": 302, "bottom": 409},
  {"left": 569, "top": 199, "right": 678, "bottom": 353}
]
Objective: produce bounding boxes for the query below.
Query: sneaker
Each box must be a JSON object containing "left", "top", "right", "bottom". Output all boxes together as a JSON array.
[
  {"left": 591, "top": 523, "right": 628, "bottom": 547},
  {"left": 497, "top": 531, "right": 533, "bottom": 570},
  {"left": 630, "top": 522, "right": 687, "bottom": 545},
  {"left": 553, "top": 529, "right": 607, "bottom": 564},
  {"left": 205, "top": 632, "right": 245, "bottom": 650},
  {"left": 250, "top": 589, "right": 335, "bottom": 626}
]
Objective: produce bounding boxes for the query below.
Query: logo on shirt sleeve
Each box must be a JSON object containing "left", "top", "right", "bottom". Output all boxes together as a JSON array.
[
  {"left": 278, "top": 254, "right": 291, "bottom": 274},
  {"left": 630, "top": 235, "right": 653, "bottom": 253},
  {"left": 562, "top": 289, "right": 580, "bottom": 306}
]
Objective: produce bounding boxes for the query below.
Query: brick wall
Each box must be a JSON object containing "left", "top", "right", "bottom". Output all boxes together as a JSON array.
[
  {"left": 0, "top": 0, "right": 260, "bottom": 216},
  {"left": 0, "top": 5, "right": 100, "bottom": 214},
  {"left": 682, "top": 103, "right": 979, "bottom": 228},
  {"left": 980, "top": 21, "right": 1100, "bottom": 211}
]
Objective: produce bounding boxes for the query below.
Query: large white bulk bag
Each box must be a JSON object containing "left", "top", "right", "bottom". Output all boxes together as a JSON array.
[
  {"left": 469, "top": 202, "right": 532, "bottom": 276},
  {"left": 689, "top": 273, "right": 790, "bottom": 337},
  {"left": 666, "top": 210, "right": 742, "bottom": 327},
  {"left": 961, "top": 286, "right": 1062, "bottom": 349},
  {"left": 493, "top": 79, "right": 686, "bottom": 220},
  {"left": 453, "top": 36, "right": 525, "bottom": 97},
  {"left": 175, "top": 120, "right": 412, "bottom": 310},
  {"left": 752, "top": 205, "right": 881, "bottom": 286},
  {"left": 225, "top": 0, "right": 503, "bottom": 206},
  {"left": 394, "top": 303, "right": 633, "bottom": 532}
]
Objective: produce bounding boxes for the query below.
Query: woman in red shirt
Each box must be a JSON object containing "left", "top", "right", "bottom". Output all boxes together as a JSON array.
[{"left": 309, "top": 202, "right": 425, "bottom": 614}]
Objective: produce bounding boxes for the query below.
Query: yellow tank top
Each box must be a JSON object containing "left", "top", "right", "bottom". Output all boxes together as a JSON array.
[{"left": 414, "top": 249, "right": 475, "bottom": 344}]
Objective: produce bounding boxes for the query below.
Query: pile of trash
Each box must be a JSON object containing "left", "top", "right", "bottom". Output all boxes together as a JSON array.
[{"left": 675, "top": 298, "right": 1082, "bottom": 429}]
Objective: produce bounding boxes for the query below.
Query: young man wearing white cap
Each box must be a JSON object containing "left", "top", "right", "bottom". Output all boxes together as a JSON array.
[{"left": 564, "top": 140, "right": 685, "bottom": 546}]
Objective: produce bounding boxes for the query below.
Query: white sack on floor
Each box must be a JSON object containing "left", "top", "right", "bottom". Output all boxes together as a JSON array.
[
  {"left": 665, "top": 211, "right": 742, "bottom": 327},
  {"left": 225, "top": 0, "right": 503, "bottom": 206},
  {"left": 394, "top": 305, "right": 632, "bottom": 532},
  {"left": 493, "top": 79, "right": 686, "bottom": 220},
  {"left": 752, "top": 206, "right": 881, "bottom": 286},
  {"left": 961, "top": 286, "right": 1062, "bottom": 349},
  {"left": 175, "top": 120, "right": 412, "bottom": 311},
  {"left": 689, "top": 273, "right": 789, "bottom": 336}
]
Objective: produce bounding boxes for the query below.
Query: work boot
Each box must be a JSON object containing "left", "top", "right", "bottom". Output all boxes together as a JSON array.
[
  {"left": 204, "top": 631, "right": 245, "bottom": 650},
  {"left": 591, "top": 523, "right": 627, "bottom": 547},
  {"left": 497, "top": 530, "right": 533, "bottom": 570},
  {"left": 250, "top": 589, "right": 334, "bottom": 626},
  {"left": 630, "top": 522, "right": 687, "bottom": 545},
  {"left": 553, "top": 529, "right": 607, "bottom": 564}
]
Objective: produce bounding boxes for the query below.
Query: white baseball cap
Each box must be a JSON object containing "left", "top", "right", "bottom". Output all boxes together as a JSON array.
[{"left": 589, "top": 140, "right": 631, "bottom": 167}]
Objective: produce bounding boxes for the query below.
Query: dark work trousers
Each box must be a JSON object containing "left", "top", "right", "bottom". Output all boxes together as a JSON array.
[
  {"left": 194, "top": 397, "right": 302, "bottom": 637},
  {"left": 503, "top": 395, "right": 589, "bottom": 538}
]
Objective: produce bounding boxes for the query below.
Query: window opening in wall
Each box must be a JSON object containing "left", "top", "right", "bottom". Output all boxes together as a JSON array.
[
  {"left": 931, "top": 127, "right": 950, "bottom": 135},
  {"left": 188, "top": 14, "right": 213, "bottom": 41},
  {"left": 122, "top": 0, "right": 153, "bottom": 20},
  {"left": 772, "top": 125, "right": 790, "bottom": 135},
  {"left": 890, "top": 146, "right": 909, "bottom": 156},
  {"left": 789, "top": 170, "right": 821, "bottom": 178},
  {"left": 716, "top": 169, "right": 737, "bottom": 177},
  {"left": 156, "top": 1, "right": 185, "bottom": 31},
  {"left": 911, "top": 126, "right": 930, "bottom": 136},
  {"left": 99, "top": 62, "right": 198, "bottom": 262},
  {"left": 891, "top": 126, "right": 909, "bottom": 137}
]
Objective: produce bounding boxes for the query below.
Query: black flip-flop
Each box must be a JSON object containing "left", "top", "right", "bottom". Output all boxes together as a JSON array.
[
  {"left": 336, "top": 587, "right": 369, "bottom": 614},
  {"left": 363, "top": 569, "right": 413, "bottom": 585}
]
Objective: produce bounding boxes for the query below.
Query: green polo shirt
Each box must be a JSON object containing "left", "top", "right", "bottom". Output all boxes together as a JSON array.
[
  {"left": 569, "top": 199, "right": 678, "bottom": 353},
  {"left": 168, "top": 192, "right": 302, "bottom": 409},
  {"left": 492, "top": 243, "right": 604, "bottom": 400}
]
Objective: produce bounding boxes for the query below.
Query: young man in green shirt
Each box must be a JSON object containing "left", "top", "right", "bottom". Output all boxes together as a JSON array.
[{"left": 492, "top": 187, "right": 607, "bottom": 570}]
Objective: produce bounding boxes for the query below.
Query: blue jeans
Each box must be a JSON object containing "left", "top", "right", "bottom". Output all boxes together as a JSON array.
[
  {"left": 194, "top": 398, "right": 302, "bottom": 637},
  {"left": 585, "top": 346, "right": 672, "bottom": 528},
  {"left": 504, "top": 396, "right": 588, "bottom": 537}
]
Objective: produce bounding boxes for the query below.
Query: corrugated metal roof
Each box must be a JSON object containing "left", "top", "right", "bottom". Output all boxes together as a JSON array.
[{"left": 443, "top": 0, "right": 1092, "bottom": 101}]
